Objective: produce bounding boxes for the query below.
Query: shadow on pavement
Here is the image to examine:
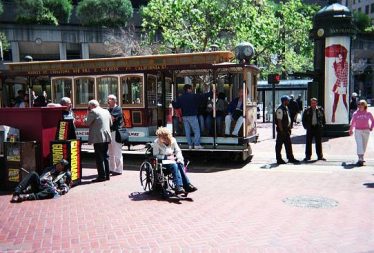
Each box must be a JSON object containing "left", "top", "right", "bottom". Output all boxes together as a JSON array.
[
  {"left": 290, "top": 134, "right": 330, "bottom": 144},
  {"left": 82, "top": 153, "right": 248, "bottom": 174},
  {"left": 342, "top": 162, "right": 359, "bottom": 169},
  {"left": 260, "top": 163, "right": 279, "bottom": 169},
  {"left": 128, "top": 191, "right": 193, "bottom": 204},
  {"left": 363, "top": 183, "right": 374, "bottom": 188}
]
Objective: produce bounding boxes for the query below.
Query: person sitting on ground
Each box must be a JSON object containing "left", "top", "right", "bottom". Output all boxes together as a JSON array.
[
  {"left": 153, "top": 127, "right": 198, "bottom": 195},
  {"left": 225, "top": 88, "right": 244, "bottom": 137},
  {"left": 11, "top": 159, "right": 72, "bottom": 203}
]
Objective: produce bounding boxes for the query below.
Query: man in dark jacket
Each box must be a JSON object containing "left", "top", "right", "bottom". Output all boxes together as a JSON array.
[
  {"left": 11, "top": 159, "right": 71, "bottom": 203},
  {"left": 225, "top": 88, "right": 244, "bottom": 137},
  {"left": 349, "top": 92, "right": 358, "bottom": 119},
  {"left": 275, "top": 95, "right": 299, "bottom": 164},
  {"left": 296, "top": 94, "right": 303, "bottom": 113},
  {"left": 288, "top": 95, "right": 299, "bottom": 128},
  {"left": 302, "top": 98, "right": 326, "bottom": 161},
  {"left": 172, "top": 84, "right": 206, "bottom": 150}
]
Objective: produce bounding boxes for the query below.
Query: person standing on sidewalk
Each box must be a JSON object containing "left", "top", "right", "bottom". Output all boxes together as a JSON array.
[
  {"left": 349, "top": 100, "right": 373, "bottom": 166},
  {"left": 275, "top": 95, "right": 299, "bottom": 164},
  {"left": 288, "top": 94, "right": 299, "bottom": 128},
  {"left": 349, "top": 92, "right": 358, "bottom": 119},
  {"left": 107, "top": 95, "right": 124, "bottom": 175},
  {"left": 85, "top": 100, "right": 112, "bottom": 182},
  {"left": 172, "top": 84, "right": 205, "bottom": 150},
  {"left": 302, "top": 98, "right": 326, "bottom": 161}
]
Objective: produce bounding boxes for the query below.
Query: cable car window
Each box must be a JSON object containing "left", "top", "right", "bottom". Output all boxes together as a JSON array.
[
  {"left": 52, "top": 78, "right": 72, "bottom": 103},
  {"left": 121, "top": 76, "right": 143, "bottom": 107},
  {"left": 97, "top": 76, "right": 118, "bottom": 105},
  {"left": 75, "top": 77, "right": 94, "bottom": 106}
]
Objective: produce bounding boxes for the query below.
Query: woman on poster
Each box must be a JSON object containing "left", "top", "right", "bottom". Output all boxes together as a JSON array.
[
  {"left": 331, "top": 53, "right": 349, "bottom": 122},
  {"left": 327, "top": 45, "right": 349, "bottom": 123}
]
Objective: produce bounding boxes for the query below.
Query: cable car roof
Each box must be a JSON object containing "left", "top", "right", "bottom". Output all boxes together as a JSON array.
[{"left": 5, "top": 51, "right": 236, "bottom": 77}]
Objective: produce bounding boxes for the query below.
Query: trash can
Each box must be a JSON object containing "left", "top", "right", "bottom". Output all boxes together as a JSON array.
[{"left": 1, "top": 141, "right": 39, "bottom": 191}]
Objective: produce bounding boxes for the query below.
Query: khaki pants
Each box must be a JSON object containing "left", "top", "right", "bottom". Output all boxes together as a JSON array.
[
  {"left": 108, "top": 131, "right": 124, "bottom": 174},
  {"left": 354, "top": 129, "right": 370, "bottom": 157}
]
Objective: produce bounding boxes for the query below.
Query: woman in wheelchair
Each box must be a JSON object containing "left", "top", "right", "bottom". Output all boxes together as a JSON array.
[{"left": 153, "top": 127, "right": 198, "bottom": 195}]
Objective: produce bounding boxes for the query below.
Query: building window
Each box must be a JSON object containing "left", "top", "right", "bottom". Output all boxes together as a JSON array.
[
  {"left": 371, "top": 3, "right": 374, "bottom": 13},
  {"left": 365, "top": 5, "right": 369, "bottom": 14},
  {"left": 357, "top": 7, "right": 361, "bottom": 13}
]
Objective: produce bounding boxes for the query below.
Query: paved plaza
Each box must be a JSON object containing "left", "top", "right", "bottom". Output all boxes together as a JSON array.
[{"left": 1, "top": 120, "right": 374, "bottom": 252}]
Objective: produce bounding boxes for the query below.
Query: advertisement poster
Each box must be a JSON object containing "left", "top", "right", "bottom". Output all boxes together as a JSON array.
[
  {"left": 50, "top": 140, "right": 81, "bottom": 185},
  {"left": 324, "top": 36, "right": 350, "bottom": 124}
]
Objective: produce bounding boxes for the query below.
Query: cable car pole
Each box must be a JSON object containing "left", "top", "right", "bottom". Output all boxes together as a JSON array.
[
  {"left": 268, "top": 74, "right": 280, "bottom": 139},
  {"left": 272, "top": 82, "right": 275, "bottom": 139}
]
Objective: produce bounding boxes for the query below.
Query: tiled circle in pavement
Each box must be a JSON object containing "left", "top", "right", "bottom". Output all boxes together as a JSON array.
[{"left": 283, "top": 195, "right": 339, "bottom": 209}]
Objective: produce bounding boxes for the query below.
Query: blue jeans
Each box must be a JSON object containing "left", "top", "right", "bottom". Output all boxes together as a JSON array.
[
  {"left": 205, "top": 115, "right": 213, "bottom": 135},
  {"left": 182, "top": 116, "right": 201, "bottom": 146},
  {"left": 164, "top": 163, "right": 190, "bottom": 188},
  {"left": 216, "top": 115, "right": 223, "bottom": 135},
  {"left": 198, "top": 114, "right": 205, "bottom": 133}
]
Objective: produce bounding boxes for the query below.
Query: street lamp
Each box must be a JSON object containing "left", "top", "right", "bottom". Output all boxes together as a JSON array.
[{"left": 24, "top": 55, "right": 33, "bottom": 108}]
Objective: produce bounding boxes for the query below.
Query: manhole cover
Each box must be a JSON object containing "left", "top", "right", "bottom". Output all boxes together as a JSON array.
[{"left": 283, "top": 196, "right": 338, "bottom": 209}]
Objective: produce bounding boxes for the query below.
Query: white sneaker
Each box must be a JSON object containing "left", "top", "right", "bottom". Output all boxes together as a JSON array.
[
  {"left": 194, "top": 145, "right": 204, "bottom": 149},
  {"left": 188, "top": 146, "right": 193, "bottom": 150}
]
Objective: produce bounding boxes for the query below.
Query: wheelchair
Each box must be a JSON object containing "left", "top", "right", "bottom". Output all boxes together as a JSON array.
[{"left": 139, "top": 143, "right": 189, "bottom": 198}]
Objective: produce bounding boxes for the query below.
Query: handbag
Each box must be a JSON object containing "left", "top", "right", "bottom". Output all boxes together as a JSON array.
[{"left": 115, "top": 128, "right": 129, "bottom": 144}]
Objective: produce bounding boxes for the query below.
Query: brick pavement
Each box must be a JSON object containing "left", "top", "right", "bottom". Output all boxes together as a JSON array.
[{"left": 1, "top": 110, "right": 374, "bottom": 252}]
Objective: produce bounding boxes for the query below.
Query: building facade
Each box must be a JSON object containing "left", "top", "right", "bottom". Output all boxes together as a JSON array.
[
  {"left": 341, "top": 0, "right": 374, "bottom": 20},
  {"left": 0, "top": 0, "right": 144, "bottom": 65}
]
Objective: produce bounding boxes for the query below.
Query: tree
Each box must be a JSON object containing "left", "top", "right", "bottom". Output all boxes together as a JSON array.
[
  {"left": 235, "top": 0, "right": 318, "bottom": 77},
  {"left": 103, "top": 26, "right": 160, "bottom": 56},
  {"left": 0, "top": 0, "right": 9, "bottom": 55},
  {"left": 142, "top": 0, "right": 318, "bottom": 78},
  {"left": 77, "top": 0, "right": 133, "bottom": 28},
  {"left": 141, "top": 0, "right": 241, "bottom": 52},
  {"left": 277, "top": 0, "right": 319, "bottom": 75},
  {"left": 353, "top": 11, "right": 373, "bottom": 32},
  {"left": 15, "top": 0, "right": 73, "bottom": 25},
  {"left": 44, "top": 0, "right": 73, "bottom": 24}
]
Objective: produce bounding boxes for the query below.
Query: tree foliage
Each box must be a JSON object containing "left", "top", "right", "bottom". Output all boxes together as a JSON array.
[
  {"left": 142, "top": 0, "right": 319, "bottom": 78},
  {"left": 142, "top": 0, "right": 241, "bottom": 52},
  {"left": 353, "top": 11, "right": 373, "bottom": 32},
  {"left": 15, "top": 0, "right": 73, "bottom": 25},
  {"left": 77, "top": 0, "right": 133, "bottom": 28}
]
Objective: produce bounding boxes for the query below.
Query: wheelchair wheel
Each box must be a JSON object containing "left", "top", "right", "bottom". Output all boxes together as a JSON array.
[
  {"left": 140, "top": 161, "right": 154, "bottom": 191},
  {"left": 167, "top": 174, "right": 176, "bottom": 190}
]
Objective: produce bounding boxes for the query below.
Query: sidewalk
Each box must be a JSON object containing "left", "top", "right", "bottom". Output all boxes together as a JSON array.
[
  {"left": 0, "top": 110, "right": 373, "bottom": 252},
  {"left": 253, "top": 108, "right": 374, "bottom": 166}
]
